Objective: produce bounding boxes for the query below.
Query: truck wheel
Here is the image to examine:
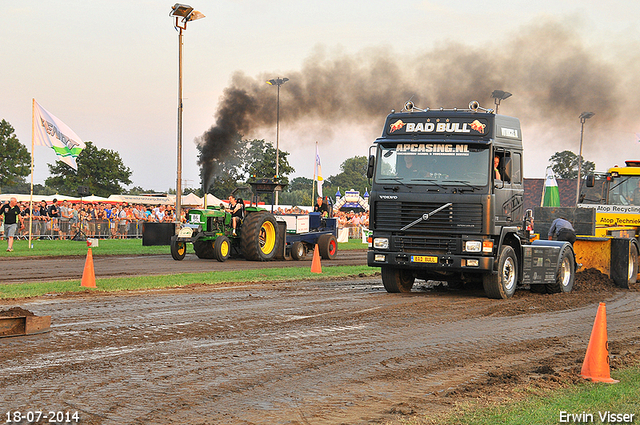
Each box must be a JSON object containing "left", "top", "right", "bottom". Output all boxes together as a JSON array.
[
  {"left": 214, "top": 236, "right": 231, "bottom": 262},
  {"left": 318, "top": 234, "right": 338, "bottom": 260},
  {"left": 291, "top": 241, "right": 306, "bottom": 260},
  {"left": 546, "top": 245, "right": 575, "bottom": 293},
  {"left": 170, "top": 236, "right": 186, "bottom": 261},
  {"left": 628, "top": 243, "right": 638, "bottom": 284},
  {"left": 241, "top": 212, "right": 278, "bottom": 261},
  {"left": 194, "top": 239, "right": 215, "bottom": 259},
  {"left": 381, "top": 267, "right": 415, "bottom": 293},
  {"left": 483, "top": 245, "right": 517, "bottom": 299}
]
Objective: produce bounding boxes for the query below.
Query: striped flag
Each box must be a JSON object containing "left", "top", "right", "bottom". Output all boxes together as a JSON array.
[
  {"left": 315, "top": 143, "right": 323, "bottom": 197},
  {"left": 33, "top": 100, "right": 85, "bottom": 170},
  {"left": 542, "top": 167, "right": 561, "bottom": 207}
]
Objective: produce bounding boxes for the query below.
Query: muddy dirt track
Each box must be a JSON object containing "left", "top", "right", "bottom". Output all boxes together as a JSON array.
[
  {"left": 1, "top": 255, "right": 640, "bottom": 424},
  {"left": 1, "top": 250, "right": 368, "bottom": 284}
]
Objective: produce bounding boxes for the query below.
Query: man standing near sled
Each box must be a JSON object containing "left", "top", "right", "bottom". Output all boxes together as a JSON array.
[{"left": 0, "top": 197, "right": 24, "bottom": 252}]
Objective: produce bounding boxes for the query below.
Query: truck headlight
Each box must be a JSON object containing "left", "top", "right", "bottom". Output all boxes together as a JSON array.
[
  {"left": 464, "top": 240, "right": 482, "bottom": 252},
  {"left": 374, "top": 254, "right": 386, "bottom": 262},
  {"left": 373, "top": 238, "right": 389, "bottom": 249}
]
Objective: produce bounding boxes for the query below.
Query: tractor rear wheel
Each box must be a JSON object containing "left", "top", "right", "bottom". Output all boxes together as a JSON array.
[
  {"left": 241, "top": 212, "right": 279, "bottom": 261},
  {"left": 194, "top": 239, "right": 215, "bottom": 259}
]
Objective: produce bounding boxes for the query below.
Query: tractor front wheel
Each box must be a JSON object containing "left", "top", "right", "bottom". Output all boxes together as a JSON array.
[
  {"left": 170, "top": 236, "right": 186, "bottom": 261},
  {"left": 214, "top": 236, "right": 231, "bottom": 262}
]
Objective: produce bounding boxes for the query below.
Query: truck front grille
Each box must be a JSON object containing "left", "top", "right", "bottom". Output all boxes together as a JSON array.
[
  {"left": 393, "top": 235, "right": 455, "bottom": 253},
  {"left": 374, "top": 201, "right": 483, "bottom": 234}
]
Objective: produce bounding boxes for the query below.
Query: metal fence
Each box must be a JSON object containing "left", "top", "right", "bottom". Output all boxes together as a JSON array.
[
  {"left": 11, "top": 219, "right": 152, "bottom": 240},
  {"left": 6, "top": 218, "right": 369, "bottom": 241}
]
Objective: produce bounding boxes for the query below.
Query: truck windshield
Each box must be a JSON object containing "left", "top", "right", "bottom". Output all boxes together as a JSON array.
[
  {"left": 609, "top": 176, "right": 640, "bottom": 206},
  {"left": 375, "top": 143, "right": 490, "bottom": 186}
]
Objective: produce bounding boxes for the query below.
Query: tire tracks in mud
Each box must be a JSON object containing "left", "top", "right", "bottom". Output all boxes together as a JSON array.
[
  {"left": 0, "top": 279, "right": 638, "bottom": 424},
  {"left": 0, "top": 250, "right": 368, "bottom": 284}
]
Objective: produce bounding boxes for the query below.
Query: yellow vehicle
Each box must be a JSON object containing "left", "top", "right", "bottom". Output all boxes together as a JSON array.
[
  {"left": 574, "top": 160, "right": 640, "bottom": 286},
  {"left": 581, "top": 160, "right": 640, "bottom": 234}
]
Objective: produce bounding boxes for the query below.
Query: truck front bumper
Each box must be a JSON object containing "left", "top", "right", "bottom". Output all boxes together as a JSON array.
[{"left": 367, "top": 250, "right": 494, "bottom": 272}]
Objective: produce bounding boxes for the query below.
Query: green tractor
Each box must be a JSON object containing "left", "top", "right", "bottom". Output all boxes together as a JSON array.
[
  {"left": 170, "top": 204, "right": 280, "bottom": 262},
  {"left": 171, "top": 180, "right": 284, "bottom": 262}
]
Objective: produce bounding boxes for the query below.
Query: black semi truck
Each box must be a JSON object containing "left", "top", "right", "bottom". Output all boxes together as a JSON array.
[{"left": 366, "top": 100, "right": 576, "bottom": 298}]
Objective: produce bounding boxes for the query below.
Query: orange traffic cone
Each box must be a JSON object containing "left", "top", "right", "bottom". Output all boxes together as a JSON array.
[
  {"left": 311, "top": 244, "right": 322, "bottom": 274},
  {"left": 81, "top": 247, "right": 97, "bottom": 288},
  {"left": 580, "top": 302, "right": 619, "bottom": 383}
]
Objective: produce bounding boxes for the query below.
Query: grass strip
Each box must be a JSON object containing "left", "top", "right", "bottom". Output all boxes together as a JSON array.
[
  {"left": 0, "top": 265, "right": 377, "bottom": 299},
  {"left": 433, "top": 366, "right": 640, "bottom": 425},
  {"left": 0, "top": 238, "right": 368, "bottom": 257}
]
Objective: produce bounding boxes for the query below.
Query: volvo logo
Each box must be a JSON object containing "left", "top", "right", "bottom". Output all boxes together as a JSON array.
[{"left": 379, "top": 195, "right": 398, "bottom": 199}]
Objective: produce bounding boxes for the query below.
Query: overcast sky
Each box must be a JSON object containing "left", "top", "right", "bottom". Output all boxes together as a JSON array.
[{"left": 2, "top": 0, "right": 639, "bottom": 194}]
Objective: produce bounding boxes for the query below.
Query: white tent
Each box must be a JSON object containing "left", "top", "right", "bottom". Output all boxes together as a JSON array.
[
  {"left": 203, "top": 193, "right": 225, "bottom": 207},
  {"left": 0, "top": 194, "right": 72, "bottom": 203},
  {"left": 182, "top": 193, "right": 203, "bottom": 206},
  {"left": 81, "top": 195, "right": 110, "bottom": 203}
]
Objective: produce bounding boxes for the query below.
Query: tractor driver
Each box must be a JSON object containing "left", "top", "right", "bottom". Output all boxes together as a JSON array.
[
  {"left": 226, "top": 195, "right": 243, "bottom": 236},
  {"left": 314, "top": 196, "right": 330, "bottom": 218}
]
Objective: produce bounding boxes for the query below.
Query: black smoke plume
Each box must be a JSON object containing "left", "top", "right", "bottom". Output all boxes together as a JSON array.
[
  {"left": 197, "top": 87, "right": 258, "bottom": 191},
  {"left": 197, "top": 19, "right": 639, "bottom": 187}
]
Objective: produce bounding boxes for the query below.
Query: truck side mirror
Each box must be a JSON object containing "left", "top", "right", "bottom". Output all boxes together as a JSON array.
[
  {"left": 366, "top": 155, "right": 375, "bottom": 179},
  {"left": 586, "top": 175, "right": 595, "bottom": 187}
]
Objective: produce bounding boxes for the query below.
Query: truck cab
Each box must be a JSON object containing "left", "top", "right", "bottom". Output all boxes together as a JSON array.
[
  {"left": 367, "top": 101, "right": 573, "bottom": 298},
  {"left": 581, "top": 160, "right": 640, "bottom": 237}
]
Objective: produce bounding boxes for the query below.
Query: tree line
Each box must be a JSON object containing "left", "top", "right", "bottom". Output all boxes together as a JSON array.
[{"left": 197, "top": 137, "right": 370, "bottom": 205}]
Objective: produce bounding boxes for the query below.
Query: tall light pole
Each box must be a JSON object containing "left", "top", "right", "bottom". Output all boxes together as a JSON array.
[
  {"left": 576, "top": 111, "right": 595, "bottom": 204},
  {"left": 170, "top": 3, "right": 204, "bottom": 225},
  {"left": 266, "top": 77, "right": 289, "bottom": 205},
  {"left": 491, "top": 90, "right": 512, "bottom": 114}
]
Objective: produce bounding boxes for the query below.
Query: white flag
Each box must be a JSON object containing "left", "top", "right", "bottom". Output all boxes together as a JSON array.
[
  {"left": 33, "top": 100, "right": 85, "bottom": 170},
  {"left": 315, "top": 143, "right": 323, "bottom": 197}
]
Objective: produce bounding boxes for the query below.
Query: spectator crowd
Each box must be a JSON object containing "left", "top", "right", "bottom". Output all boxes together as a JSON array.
[
  {"left": 1, "top": 198, "right": 370, "bottom": 241},
  {"left": 0, "top": 199, "right": 181, "bottom": 240},
  {"left": 274, "top": 206, "right": 369, "bottom": 239}
]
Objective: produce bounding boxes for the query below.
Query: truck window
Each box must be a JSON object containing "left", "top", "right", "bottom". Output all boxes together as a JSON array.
[
  {"left": 494, "top": 152, "right": 511, "bottom": 183},
  {"left": 375, "top": 143, "right": 490, "bottom": 187},
  {"left": 512, "top": 152, "right": 522, "bottom": 184},
  {"left": 609, "top": 176, "right": 640, "bottom": 205}
]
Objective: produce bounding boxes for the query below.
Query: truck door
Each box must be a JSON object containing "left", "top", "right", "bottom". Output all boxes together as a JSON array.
[{"left": 494, "top": 150, "right": 524, "bottom": 226}]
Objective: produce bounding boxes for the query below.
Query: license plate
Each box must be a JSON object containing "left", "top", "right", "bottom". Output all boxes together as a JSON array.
[{"left": 411, "top": 255, "right": 437, "bottom": 263}]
